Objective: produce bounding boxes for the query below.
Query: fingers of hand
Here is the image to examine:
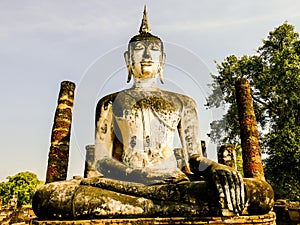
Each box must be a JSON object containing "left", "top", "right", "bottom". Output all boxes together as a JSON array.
[
  {"left": 222, "top": 171, "right": 234, "bottom": 212},
  {"left": 238, "top": 172, "right": 245, "bottom": 209},
  {"left": 232, "top": 171, "right": 241, "bottom": 213},
  {"left": 214, "top": 168, "right": 245, "bottom": 213},
  {"left": 227, "top": 170, "right": 245, "bottom": 213},
  {"left": 212, "top": 172, "right": 225, "bottom": 209}
]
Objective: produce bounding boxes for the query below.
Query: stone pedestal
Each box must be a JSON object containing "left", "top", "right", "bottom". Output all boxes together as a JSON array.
[{"left": 31, "top": 212, "right": 276, "bottom": 225}]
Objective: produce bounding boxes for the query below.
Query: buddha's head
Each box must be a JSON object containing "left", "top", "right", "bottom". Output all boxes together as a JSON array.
[{"left": 124, "top": 6, "right": 166, "bottom": 83}]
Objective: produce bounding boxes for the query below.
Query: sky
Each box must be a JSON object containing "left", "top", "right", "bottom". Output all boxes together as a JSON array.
[{"left": 1, "top": 0, "right": 300, "bottom": 182}]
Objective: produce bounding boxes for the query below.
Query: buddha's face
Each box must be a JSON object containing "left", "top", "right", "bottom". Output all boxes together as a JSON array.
[{"left": 125, "top": 40, "right": 165, "bottom": 80}]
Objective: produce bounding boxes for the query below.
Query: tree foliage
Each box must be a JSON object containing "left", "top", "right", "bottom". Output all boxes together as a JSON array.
[
  {"left": 207, "top": 22, "right": 300, "bottom": 200},
  {"left": 0, "top": 171, "right": 43, "bottom": 207}
]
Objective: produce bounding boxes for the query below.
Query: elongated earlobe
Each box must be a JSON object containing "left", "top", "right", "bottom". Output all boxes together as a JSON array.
[
  {"left": 159, "top": 68, "right": 164, "bottom": 84},
  {"left": 127, "top": 70, "right": 132, "bottom": 83},
  {"left": 159, "top": 52, "right": 166, "bottom": 84},
  {"left": 124, "top": 51, "right": 132, "bottom": 83}
]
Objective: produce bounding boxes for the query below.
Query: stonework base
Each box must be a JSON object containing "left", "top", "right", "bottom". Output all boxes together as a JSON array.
[{"left": 31, "top": 212, "right": 276, "bottom": 225}]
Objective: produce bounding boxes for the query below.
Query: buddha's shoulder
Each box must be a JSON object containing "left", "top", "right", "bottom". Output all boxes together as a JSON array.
[
  {"left": 161, "top": 90, "right": 197, "bottom": 105},
  {"left": 96, "top": 92, "right": 119, "bottom": 108}
]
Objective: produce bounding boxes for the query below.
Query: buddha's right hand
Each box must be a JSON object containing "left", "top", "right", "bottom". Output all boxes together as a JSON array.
[{"left": 189, "top": 154, "right": 245, "bottom": 214}]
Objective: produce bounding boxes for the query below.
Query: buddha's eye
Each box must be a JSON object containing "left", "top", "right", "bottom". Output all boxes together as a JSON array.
[
  {"left": 150, "top": 44, "right": 160, "bottom": 51},
  {"left": 134, "top": 43, "right": 145, "bottom": 50}
]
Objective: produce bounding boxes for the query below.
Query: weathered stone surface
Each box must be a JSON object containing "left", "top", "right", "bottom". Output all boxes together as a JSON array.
[
  {"left": 218, "top": 144, "right": 236, "bottom": 169},
  {"left": 84, "top": 145, "right": 95, "bottom": 178},
  {"left": 235, "top": 78, "right": 264, "bottom": 180},
  {"left": 243, "top": 178, "right": 274, "bottom": 215},
  {"left": 31, "top": 212, "right": 276, "bottom": 225},
  {"left": 32, "top": 179, "right": 81, "bottom": 219},
  {"left": 32, "top": 177, "right": 273, "bottom": 219},
  {"left": 46, "top": 81, "right": 75, "bottom": 183}
]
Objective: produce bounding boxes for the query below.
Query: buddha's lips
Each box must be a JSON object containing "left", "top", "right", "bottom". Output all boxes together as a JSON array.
[{"left": 140, "top": 62, "right": 154, "bottom": 66}]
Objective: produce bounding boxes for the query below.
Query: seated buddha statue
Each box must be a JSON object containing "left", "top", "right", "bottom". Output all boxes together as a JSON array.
[{"left": 32, "top": 7, "right": 274, "bottom": 219}]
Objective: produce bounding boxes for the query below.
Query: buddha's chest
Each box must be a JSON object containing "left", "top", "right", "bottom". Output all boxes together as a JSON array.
[{"left": 112, "top": 91, "right": 183, "bottom": 130}]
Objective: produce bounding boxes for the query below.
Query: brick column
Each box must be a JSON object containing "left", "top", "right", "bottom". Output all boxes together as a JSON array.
[
  {"left": 235, "top": 78, "right": 264, "bottom": 180},
  {"left": 46, "top": 81, "right": 76, "bottom": 183}
]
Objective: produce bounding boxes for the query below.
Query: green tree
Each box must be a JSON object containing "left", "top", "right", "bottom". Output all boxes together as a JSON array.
[
  {"left": 207, "top": 22, "right": 300, "bottom": 200},
  {"left": 0, "top": 171, "right": 43, "bottom": 207}
]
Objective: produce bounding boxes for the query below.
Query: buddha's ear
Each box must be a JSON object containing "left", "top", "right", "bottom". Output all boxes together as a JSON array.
[
  {"left": 159, "top": 52, "right": 166, "bottom": 84},
  {"left": 124, "top": 51, "right": 130, "bottom": 66},
  {"left": 124, "top": 51, "right": 132, "bottom": 83},
  {"left": 161, "top": 52, "right": 166, "bottom": 68}
]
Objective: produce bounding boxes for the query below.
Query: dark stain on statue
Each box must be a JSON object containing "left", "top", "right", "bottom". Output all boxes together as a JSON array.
[
  {"left": 125, "top": 110, "right": 129, "bottom": 118},
  {"left": 145, "top": 135, "right": 150, "bottom": 147},
  {"left": 101, "top": 123, "right": 107, "bottom": 134},
  {"left": 130, "top": 136, "right": 137, "bottom": 148}
]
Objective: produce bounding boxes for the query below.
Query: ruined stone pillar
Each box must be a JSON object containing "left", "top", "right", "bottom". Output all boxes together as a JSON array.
[
  {"left": 218, "top": 144, "right": 236, "bottom": 169},
  {"left": 46, "top": 81, "right": 76, "bottom": 183},
  {"left": 84, "top": 145, "right": 95, "bottom": 178},
  {"left": 235, "top": 78, "right": 264, "bottom": 180},
  {"left": 201, "top": 140, "right": 207, "bottom": 157}
]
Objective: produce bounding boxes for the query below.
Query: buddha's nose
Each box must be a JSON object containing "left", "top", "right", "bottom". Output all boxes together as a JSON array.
[{"left": 143, "top": 47, "right": 151, "bottom": 59}]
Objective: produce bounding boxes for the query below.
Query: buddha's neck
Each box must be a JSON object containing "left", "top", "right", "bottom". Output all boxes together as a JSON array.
[{"left": 132, "top": 77, "right": 159, "bottom": 90}]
